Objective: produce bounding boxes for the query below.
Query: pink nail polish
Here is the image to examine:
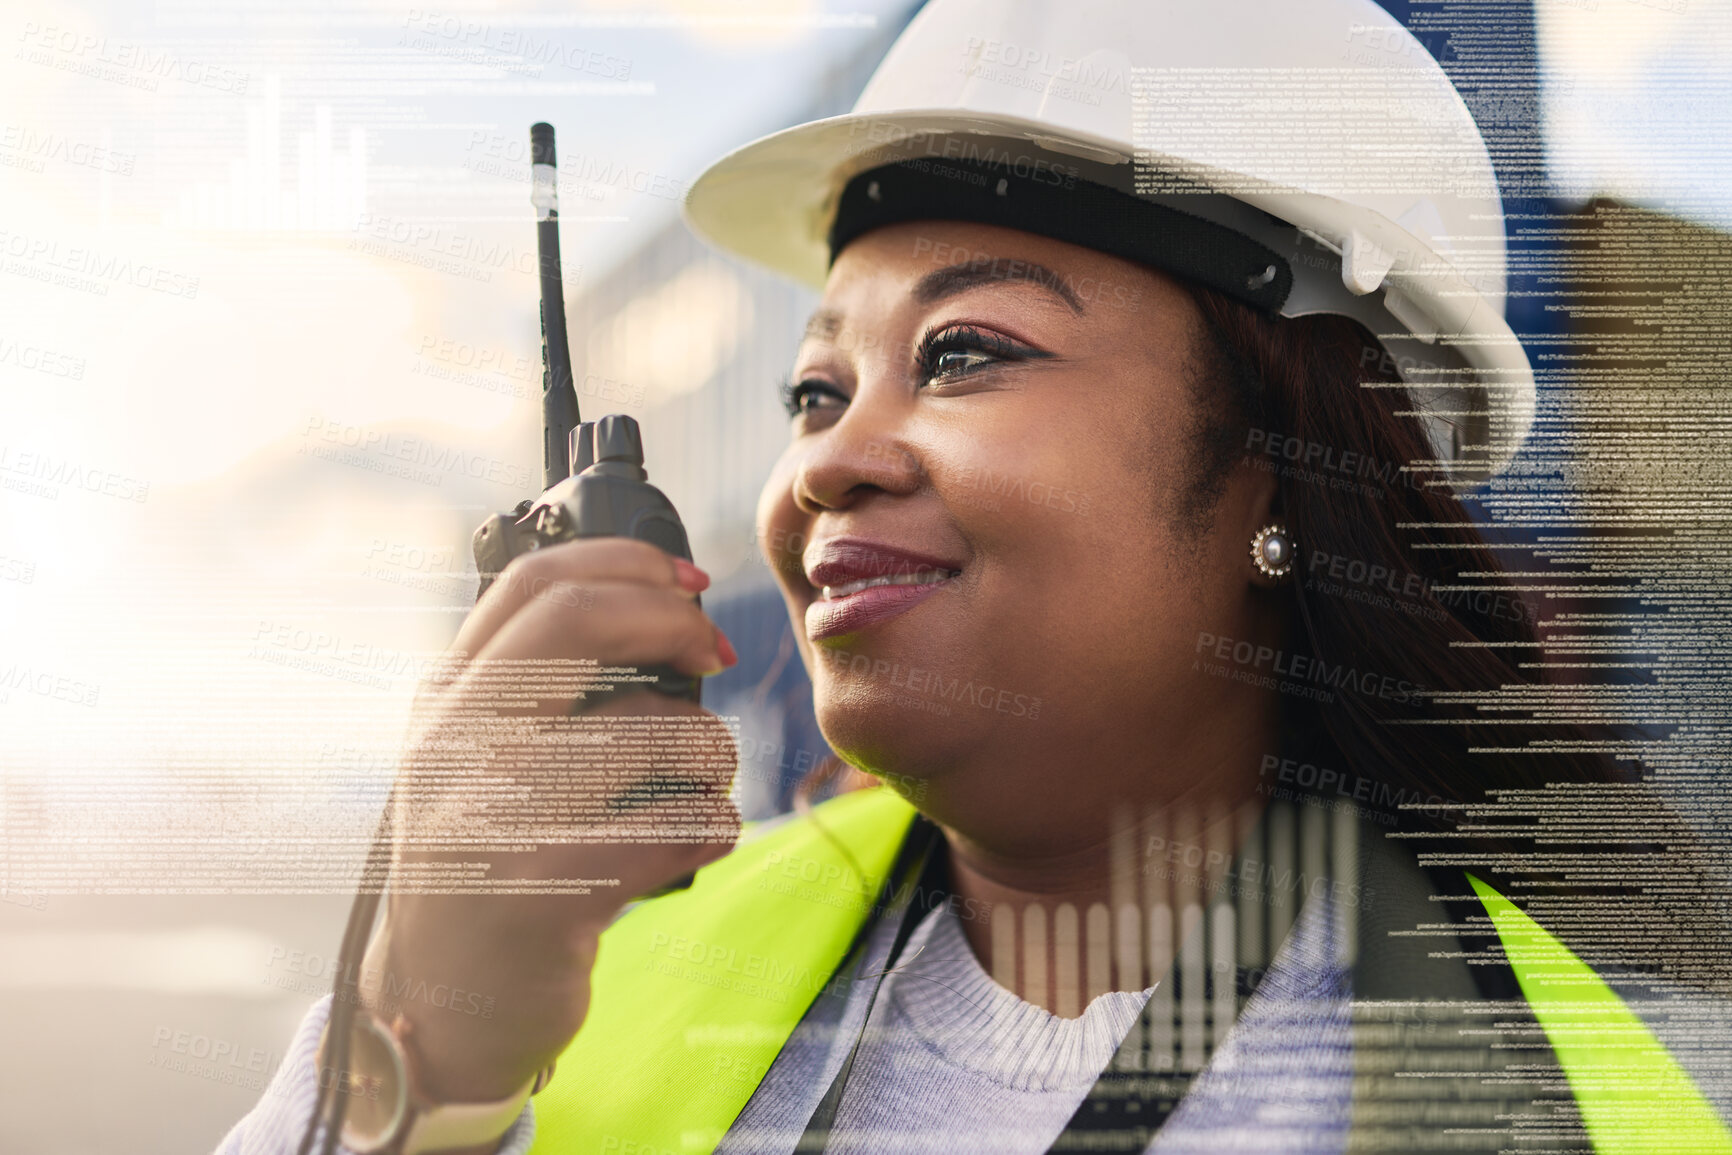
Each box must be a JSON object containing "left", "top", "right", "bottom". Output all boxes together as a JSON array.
[{"left": 673, "top": 558, "right": 710, "bottom": 592}]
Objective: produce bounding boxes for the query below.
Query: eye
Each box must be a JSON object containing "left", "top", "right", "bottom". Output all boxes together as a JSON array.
[
  {"left": 914, "top": 325, "right": 1034, "bottom": 387},
  {"left": 931, "top": 347, "right": 995, "bottom": 376},
  {"left": 779, "top": 377, "right": 849, "bottom": 419}
]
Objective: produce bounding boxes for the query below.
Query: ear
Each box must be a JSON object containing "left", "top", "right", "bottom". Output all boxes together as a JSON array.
[{"left": 1237, "top": 463, "right": 1290, "bottom": 591}]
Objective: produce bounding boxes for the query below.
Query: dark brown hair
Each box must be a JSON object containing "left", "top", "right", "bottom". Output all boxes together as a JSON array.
[
  {"left": 1182, "top": 286, "right": 1732, "bottom": 991},
  {"left": 1182, "top": 284, "right": 1623, "bottom": 812}
]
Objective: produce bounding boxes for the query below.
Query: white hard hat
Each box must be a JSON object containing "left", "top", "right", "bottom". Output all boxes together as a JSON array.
[{"left": 684, "top": 0, "right": 1533, "bottom": 484}]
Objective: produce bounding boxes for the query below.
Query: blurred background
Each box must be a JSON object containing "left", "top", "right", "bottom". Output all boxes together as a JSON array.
[{"left": 2, "top": 0, "right": 1731, "bottom": 1149}]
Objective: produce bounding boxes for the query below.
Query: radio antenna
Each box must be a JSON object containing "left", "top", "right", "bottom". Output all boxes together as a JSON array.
[{"left": 532, "top": 122, "right": 581, "bottom": 488}]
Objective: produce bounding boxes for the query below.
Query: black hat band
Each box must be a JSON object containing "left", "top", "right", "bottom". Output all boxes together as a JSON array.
[{"left": 827, "top": 155, "right": 1293, "bottom": 314}]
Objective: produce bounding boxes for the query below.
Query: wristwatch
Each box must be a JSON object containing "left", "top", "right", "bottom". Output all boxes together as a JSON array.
[{"left": 315, "top": 1008, "right": 556, "bottom": 1154}]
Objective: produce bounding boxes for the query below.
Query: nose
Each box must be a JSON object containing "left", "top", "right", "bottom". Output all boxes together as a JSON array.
[{"left": 791, "top": 398, "right": 924, "bottom": 515}]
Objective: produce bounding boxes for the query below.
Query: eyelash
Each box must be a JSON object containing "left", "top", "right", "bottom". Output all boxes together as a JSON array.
[
  {"left": 916, "top": 324, "right": 1028, "bottom": 384},
  {"left": 779, "top": 324, "right": 1029, "bottom": 418},
  {"left": 779, "top": 376, "right": 838, "bottom": 418}
]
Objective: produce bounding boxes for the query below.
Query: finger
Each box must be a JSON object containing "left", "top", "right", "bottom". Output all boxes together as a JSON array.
[
  {"left": 395, "top": 770, "right": 741, "bottom": 899},
  {"left": 409, "top": 818, "right": 740, "bottom": 909},
  {"left": 395, "top": 802, "right": 741, "bottom": 896},
  {"left": 453, "top": 538, "right": 706, "bottom": 672},
  {"left": 585, "top": 697, "right": 742, "bottom": 794},
  {"left": 456, "top": 537, "right": 700, "bottom": 664},
  {"left": 609, "top": 812, "right": 741, "bottom": 902},
  {"left": 398, "top": 700, "right": 738, "bottom": 827},
  {"left": 471, "top": 582, "right": 728, "bottom": 692},
  {"left": 391, "top": 704, "right": 740, "bottom": 918}
]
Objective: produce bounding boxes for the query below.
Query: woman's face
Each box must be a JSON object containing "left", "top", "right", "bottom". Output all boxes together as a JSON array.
[{"left": 757, "top": 220, "right": 1282, "bottom": 833}]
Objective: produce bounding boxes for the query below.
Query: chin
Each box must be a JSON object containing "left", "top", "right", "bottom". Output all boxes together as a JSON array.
[{"left": 813, "top": 681, "right": 970, "bottom": 792}]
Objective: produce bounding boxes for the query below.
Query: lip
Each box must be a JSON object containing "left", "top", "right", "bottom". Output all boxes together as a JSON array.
[{"left": 803, "top": 536, "right": 964, "bottom": 641}]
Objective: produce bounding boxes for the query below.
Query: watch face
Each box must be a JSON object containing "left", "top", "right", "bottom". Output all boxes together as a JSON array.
[{"left": 333, "top": 1013, "right": 409, "bottom": 1151}]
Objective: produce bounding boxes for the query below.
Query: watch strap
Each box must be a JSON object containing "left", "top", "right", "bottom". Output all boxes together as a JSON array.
[{"left": 318, "top": 1008, "right": 556, "bottom": 1155}]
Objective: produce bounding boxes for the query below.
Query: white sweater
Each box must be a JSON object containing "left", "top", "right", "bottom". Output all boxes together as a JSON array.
[{"left": 214, "top": 892, "right": 1351, "bottom": 1154}]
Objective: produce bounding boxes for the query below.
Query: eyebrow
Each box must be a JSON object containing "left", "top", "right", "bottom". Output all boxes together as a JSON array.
[
  {"left": 914, "top": 258, "right": 1084, "bottom": 314},
  {"left": 799, "top": 255, "right": 1086, "bottom": 342},
  {"left": 803, "top": 308, "right": 844, "bottom": 341}
]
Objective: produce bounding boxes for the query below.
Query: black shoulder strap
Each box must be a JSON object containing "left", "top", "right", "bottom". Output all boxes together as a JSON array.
[
  {"left": 1044, "top": 948, "right": 1222, "bottom": 1150},
  {"left": 795, "top": 816, "right": 946, "bottom": 1153}
]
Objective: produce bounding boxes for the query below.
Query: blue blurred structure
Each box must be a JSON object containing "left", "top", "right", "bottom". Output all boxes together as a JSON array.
[
  {"left": 702, "top": 581, "right": 837, "bottom": 819},
  {"left": 1371, "top": 0, "right": 1570, "bottom": 527},
  {"left": 1376, "top": 1, "right": 1669, "bottom": 733}
]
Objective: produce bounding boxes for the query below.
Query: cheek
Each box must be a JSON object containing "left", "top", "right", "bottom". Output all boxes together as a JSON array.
[
  {"left": 929, "top": 410, "right": 1205, "bottom": 672},
  {"left": 755, "top": 453, "right": 804, "bottom": 569},
  {"left": 929, "top": 406, "right": 1095, "bottom": 530},
  {"left": 930, "top": 404, "right": 1175, "bottom": 580}
]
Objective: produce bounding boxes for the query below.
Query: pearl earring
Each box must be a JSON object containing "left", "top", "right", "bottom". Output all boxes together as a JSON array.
[{"left": 1250, "top": 523, "right": 1294, "bottom": 579}]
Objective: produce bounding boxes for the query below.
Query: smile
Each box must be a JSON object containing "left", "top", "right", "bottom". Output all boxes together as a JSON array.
[
  {"left": 801, "top": 537, "right": 968, "bottom": 641},
  {"left": 819, "top": 569, "right": 960, "bottom": 601}
]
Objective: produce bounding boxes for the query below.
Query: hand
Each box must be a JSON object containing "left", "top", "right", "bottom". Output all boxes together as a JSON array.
[{"left": 356, "top": 538, "right": 741, "bottom": 1104}]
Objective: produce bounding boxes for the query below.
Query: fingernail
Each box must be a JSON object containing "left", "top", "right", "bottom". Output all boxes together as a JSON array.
[
  {"left": 715, "top": 628, "right": 737, "bottom": 668},
  {"left": 673, "top": 558, "right": 710, "bottom": 593}
]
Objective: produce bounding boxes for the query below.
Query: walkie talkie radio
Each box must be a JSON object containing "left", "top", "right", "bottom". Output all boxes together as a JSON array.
[
  {"left": 303, "top": 123, "right": 707, "bottom": 1155},
  {"left": 472, "top": 121, "right": 701, "bottom": 706}
]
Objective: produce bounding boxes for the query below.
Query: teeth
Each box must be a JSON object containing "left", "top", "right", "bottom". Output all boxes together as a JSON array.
[{"left": 821, "top": 569, "right": 957, "bottom": 600}]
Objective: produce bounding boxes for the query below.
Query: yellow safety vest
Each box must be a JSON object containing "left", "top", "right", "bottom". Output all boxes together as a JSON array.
[{"left": 528, "top": 787, "right": 1730, "bottom": 1155}]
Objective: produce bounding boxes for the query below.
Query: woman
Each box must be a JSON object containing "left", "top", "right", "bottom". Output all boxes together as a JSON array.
[{"left": 223, "top": 1, "right": 1731, "bottom": 1153}]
